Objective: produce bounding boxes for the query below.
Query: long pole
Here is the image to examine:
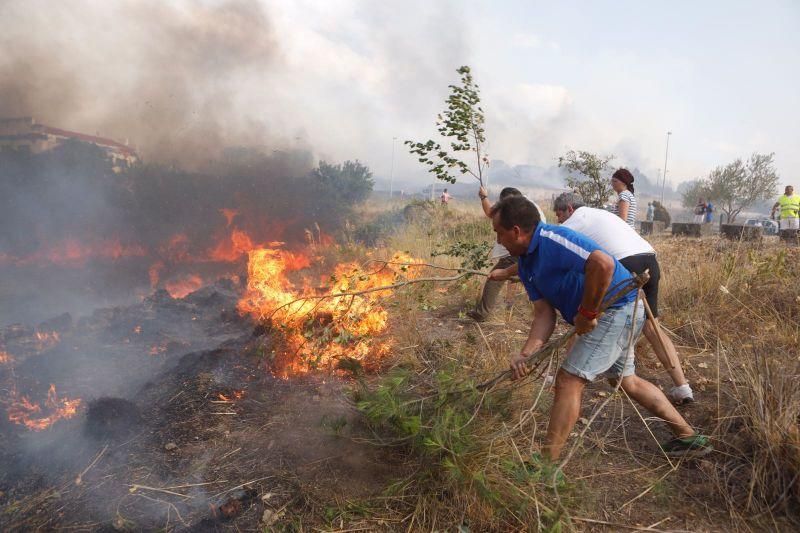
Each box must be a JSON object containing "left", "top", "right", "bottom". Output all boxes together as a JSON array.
[
  {"left": 660, "top": 131, "right": 672, "bottom": 204},
  {"left": 389, "top": 136, "right": 396, "bottom": 199}
]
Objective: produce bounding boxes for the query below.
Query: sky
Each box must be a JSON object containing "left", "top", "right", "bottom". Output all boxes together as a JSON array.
[{"left": 2, "top": 0, "right": 797, "bottom": 190}]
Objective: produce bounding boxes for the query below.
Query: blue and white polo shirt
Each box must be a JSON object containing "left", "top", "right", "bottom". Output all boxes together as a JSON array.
[{"left": 518, "top": 223, "right": 636, "bottom": 325}]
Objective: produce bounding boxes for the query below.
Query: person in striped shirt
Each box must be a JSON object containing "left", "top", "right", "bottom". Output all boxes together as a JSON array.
[{"left": 610, "top": 168, "right": 638, "bottom": 228}]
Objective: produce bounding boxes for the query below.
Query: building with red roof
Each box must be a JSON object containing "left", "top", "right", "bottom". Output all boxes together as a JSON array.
[{"left": 0, "top": 117, "right": 139, "bottom": 169}]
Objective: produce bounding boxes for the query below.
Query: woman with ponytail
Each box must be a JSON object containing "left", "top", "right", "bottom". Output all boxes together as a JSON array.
[{"left": 610, "top": 168, "right": 638, "bottom": 228}]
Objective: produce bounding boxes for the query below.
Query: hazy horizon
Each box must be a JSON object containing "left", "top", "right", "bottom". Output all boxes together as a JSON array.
[{"left": 1, "top": 0, "right": 796, "bottom": 191}]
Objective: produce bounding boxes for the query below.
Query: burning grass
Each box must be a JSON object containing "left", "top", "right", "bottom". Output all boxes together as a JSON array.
[{"left": 2, "top": 196, "right": 799, "bottom": 531}]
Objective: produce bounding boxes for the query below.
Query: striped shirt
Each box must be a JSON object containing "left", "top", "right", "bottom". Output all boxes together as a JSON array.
[{"left": 612, "top": 190, "right": 637, "bottom": 228}]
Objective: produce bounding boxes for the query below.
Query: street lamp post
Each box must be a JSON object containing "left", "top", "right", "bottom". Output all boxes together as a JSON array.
[
  {"left": 389, "top": 136, "right": 396, "bottom": 199},
  {"left": 660, "top": 131, "right": 672, "bottom": 204}
]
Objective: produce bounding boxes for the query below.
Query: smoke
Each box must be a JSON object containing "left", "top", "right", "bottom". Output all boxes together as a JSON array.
[
  {"left": 0, "top": 0, "right": 471, "bottom": 326},
  {"left": 0, "top": 0, "right": 278, "bottom": 168}
]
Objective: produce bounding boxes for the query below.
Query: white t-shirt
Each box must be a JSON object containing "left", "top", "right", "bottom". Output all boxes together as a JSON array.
[
  {"left": 490, "top": 198, "right": 547, "bottom": 260},
  {"left": 560, "top": 206, "right": 654, "bottom": 260}
]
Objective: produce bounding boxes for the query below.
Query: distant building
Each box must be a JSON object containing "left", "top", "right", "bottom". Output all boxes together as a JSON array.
[{"left": 0, "top": 116, "right": 139, "bottom": 170}]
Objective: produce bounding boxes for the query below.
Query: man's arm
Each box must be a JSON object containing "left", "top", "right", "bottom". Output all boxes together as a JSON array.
[
  {"left": 479, "top": 186, "right": 492, "bottom": 217},
  {"left": 510, "top": 299, "right": 557, "bottom": 379},
  {"left": 771, "top": 201, "right": 780, "bottom": 219},
  {"left": 574, "top": 250, "right": 615, "bottom": 335},
  {"left": 487, "top": 262, "right": 518, "bottom": 281}
]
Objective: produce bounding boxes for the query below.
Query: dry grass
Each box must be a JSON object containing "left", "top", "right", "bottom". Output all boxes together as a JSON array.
[
  {"left": 656, "top": 237, "right": 800, "bottom": 526},
  {"left": 338, "top": 200, "right": 800, "bottom": 531}
]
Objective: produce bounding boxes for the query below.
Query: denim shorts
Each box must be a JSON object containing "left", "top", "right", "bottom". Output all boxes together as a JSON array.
[{"left": 561, "top": 299, "right": 645, "bottom": 381}]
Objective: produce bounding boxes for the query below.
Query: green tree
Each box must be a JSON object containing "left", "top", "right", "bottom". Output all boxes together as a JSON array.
[
  {"left": 680, "top": 179, "right": 713, "bottom": 209},
  {"left": 406, "top": 66, "right": 488, "bottom": 185},
  {"left": 558, "top": 150, "right": 615, "bottom": 208},
  {"left": 312, "top": 160, "right": 374, "bottom": 204},
  {"left": 689, "top": 153, "right": 779, "bottom": 223}
]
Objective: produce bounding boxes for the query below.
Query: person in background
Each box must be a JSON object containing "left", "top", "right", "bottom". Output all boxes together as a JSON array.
[
  {"left": 440, "top": 188, "right": 452, "bottom": 206},
  {"left": 705, "top": 201, "right": 714, "bottom": 224},
  {"left": 771, "top": 185, "right": 800, "bottom": 230},
  {"left": 490, "top": 195, "right": 710, "bottom": 461},
  {"left": 610, "top": 168, "right": 638, "bottom": 228},
  {"left": 646, "top": 202, "right": 655, "bottom": 222},
  {"left": 467, "top": 186, "right": 546, "bottom": 322},
  {"left": 693, "top": 198, "right": 707, "bottom": 224}
]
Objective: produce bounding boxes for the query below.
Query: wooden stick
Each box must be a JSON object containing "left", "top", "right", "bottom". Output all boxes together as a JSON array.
[
  {"left": 476, "top": 272, "right": 650, "bottom": 391},
  {"left": 571, "top": 516, "right": 682, "bottom": 532},
  {"left": 640, "top": 295, "right": 676, "bottom": 369},
  {"left": 264, "top": 269, "right": 487, "bottom": 321},
  {"left": 75, "top": 444, "right": 108, "bottom": 485}
]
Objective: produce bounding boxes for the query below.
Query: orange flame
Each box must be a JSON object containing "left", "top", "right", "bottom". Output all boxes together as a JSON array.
[
  {"left": 34, "top": 331, "right": 61, "bottom": 351},
  {"left": 220, "top": 208, "right": 238, "bottom": 227},
  {"left": 208, "top": 228, "right": 257, "bottom": 262},
  {"left": 149, "top": 344, "right": 168, "bottom": 356},
  {"left": 217, "top": 391, "right": 244, "bottom": 401},
  {"left": 0, "top": 350, "right": 12, "bottom": 364},
  {"left": 238, "top": 249, "right": 421, "bottom": 375},
  {"left": 0, "top": 238, "right": 147, "bottom": 267},
  {"left": 6, "top": 384, "right": 82, "bottom": 431},
  {"left": 164, "top": 274, "right": 204, "bottom": 298}
]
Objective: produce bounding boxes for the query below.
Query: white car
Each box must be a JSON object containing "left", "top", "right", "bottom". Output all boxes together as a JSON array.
[{"left": 744, "top": 218, "right": 779, "bottom": 235}]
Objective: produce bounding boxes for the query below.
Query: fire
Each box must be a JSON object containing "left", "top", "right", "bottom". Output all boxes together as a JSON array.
[
  {"left": 159, "top": 233, "right": 192, "bottom": 263},
  {"left": 217, "top": 390, "right": 244, "bottom": 401},
  {"left": 149, "top": 344, "right": 168, "bottom": 356},
  {"left": 0, "top": 237, "right": 147, "bottom": 267},
  {"left": 6, "top": 384, "right": 82, "bottom": 431},
  {"left": 164, "top": 274, "right": 204, "bottom": 298},
  {"left": 209, "top": 228, "right": 258, "bottom": 262},
  {"left": 238, "top": 248, "right": 421, "bottom": 375},
  {"left": 220, "top": 208, "right": 238, "bottom": 227},
  {"left": 34, "top": 330, "right": 61, "bottom": 351},
  {"left": 0, "top": 350, "right": 12, "bottom": 364}
]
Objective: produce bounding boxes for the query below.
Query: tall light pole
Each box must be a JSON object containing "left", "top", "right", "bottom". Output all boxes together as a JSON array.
[
  {"left": 660, "top": 131, "right": 672, "bottom": 204},
  {"left": 389, "top": 136, "right": 396, "bottom": 199}
]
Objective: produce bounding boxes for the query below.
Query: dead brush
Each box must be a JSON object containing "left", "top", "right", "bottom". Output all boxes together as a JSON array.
[
  {"left": 657, "top": 237, "right": 800, "bottom": 524},
  {"left": 714, "top": 347, "right": 800, "bottom": 522}
]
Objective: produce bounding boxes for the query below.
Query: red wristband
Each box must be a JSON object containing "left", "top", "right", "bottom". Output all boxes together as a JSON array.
[{"left": 578, "top": 305, "right": 599, "bottom": 320}]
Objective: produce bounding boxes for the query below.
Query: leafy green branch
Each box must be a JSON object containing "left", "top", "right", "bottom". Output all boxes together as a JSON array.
[{"left": 406, "top": 66, "right": 488, "bottom": 185}]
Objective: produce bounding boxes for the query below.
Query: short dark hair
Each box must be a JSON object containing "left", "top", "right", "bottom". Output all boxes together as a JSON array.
[
  {"left": 490, "top": 195, "right": 541, "bottom": 232},
  {"left": 499, "top": 187, "right": 522, "bottom": 200},
  {"left": 553, "top": 192, "right": 585, "bottom": 212}
]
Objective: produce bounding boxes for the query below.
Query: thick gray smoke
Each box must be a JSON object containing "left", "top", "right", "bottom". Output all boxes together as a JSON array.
[{"left": 0, "top": 0, "right": 278, "bottom": 168}]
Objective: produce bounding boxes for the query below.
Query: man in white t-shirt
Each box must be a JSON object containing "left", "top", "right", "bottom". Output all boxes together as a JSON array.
[
  {"left": 466, "top": 186, "right": 546, "bottom": 321},
  {"left": 489, "top": 192, "right": 694, "bottom": 404}
]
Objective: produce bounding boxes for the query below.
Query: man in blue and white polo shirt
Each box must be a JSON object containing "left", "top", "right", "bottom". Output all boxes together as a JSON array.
[{"left": 490, "top": 195, "right": 711, "bottom": 461}]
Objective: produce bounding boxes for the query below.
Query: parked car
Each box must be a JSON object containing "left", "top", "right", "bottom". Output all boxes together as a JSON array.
[{"left": 744, "top": 218, "right": 779, "bottom": 235}]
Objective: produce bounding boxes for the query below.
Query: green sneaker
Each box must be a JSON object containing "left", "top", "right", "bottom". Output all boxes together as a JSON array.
[
  {"left": 523, "top": 452, "right": 566, "bottom": 488},
  {"left": 660, "top": 434, "right": 713, "bottom": 458}
]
